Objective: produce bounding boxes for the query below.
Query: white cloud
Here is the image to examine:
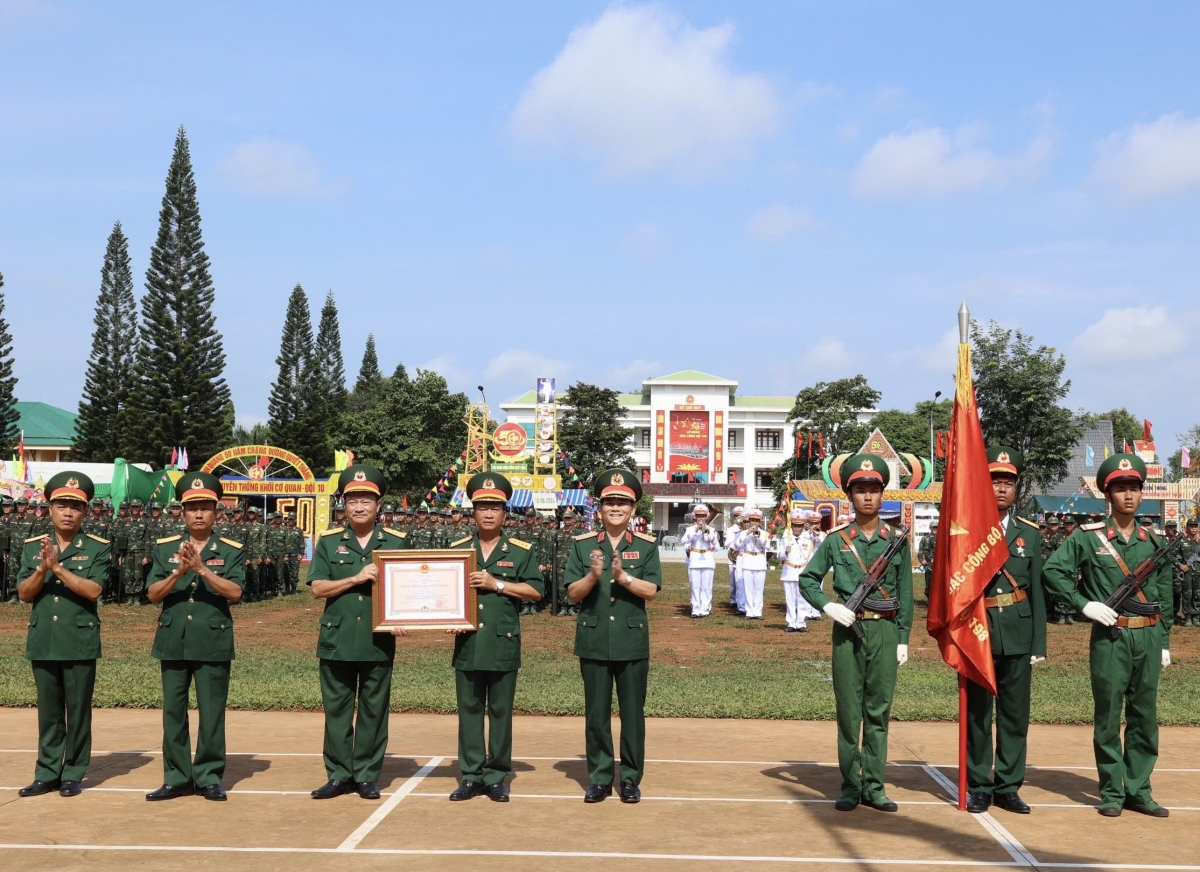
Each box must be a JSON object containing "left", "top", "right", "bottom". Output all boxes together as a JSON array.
[
  {"left": 853, "top": 123, "right": 1053, "bottom": 198},
  {"left": 603, "top": 358, "right": 662, "bottom": 390},
  {"left": 1070, "top": 306, "right": 1187, "bottom": 367},
  {"left": 484, "top": 349, "right": 570, "bottom": 385},
  {"left": 418, "top": 355, "right": 473, "bottom": 390},
  {"left": 887, "top": 328, "right": 959, "bottom": 378},
  {"left": 747, "top": 204, "right": 816, "bottom": 241},
  {"left": 509, "top": 5, "right": 779, "bottom": 176},
  {"left": 1093, "top": 113, "right": 1200, "bottom": 200},
  {"left": 219, "top": 139, "right": 339, "bottom": 195},
  {"left": 623, "top": 222, "right": 665, "bottom": 260},
  {"left": 796, "top": 337, "right": 853, "bottom": 377}
]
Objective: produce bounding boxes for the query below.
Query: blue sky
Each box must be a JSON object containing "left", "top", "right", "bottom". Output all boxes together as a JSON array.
[{"left": 2, "top": 2, "right": 1199, "bottom": 453}]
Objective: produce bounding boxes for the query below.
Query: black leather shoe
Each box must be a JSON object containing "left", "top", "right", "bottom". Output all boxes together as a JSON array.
[
  {"left": 1124, "top": 799, "right": 1169, "bottom": 818},
  {"left": 18, "top": 780, "right": 60, "bottom": 797},
  {"left": 863, "top": 796, "right": 898, "bottom": 812},
  {"left": 1097, "top": 804, "right": 1122, "bottom": 817},
  {"left": 487, "top": 782, "right": 510, "bottom": 802},
  {"left": 200, "top": 784, "right": 227, "bottom": 801},
  {"left": 59, "top": 781, "right": 83, "bottom": 797},
  {"left": 994, "top": 791, "right": 1030, "bottom": 814},
  {"left": 449, "top": 780, "right": 486, "bottom": 801},
  {"left": 784, "top": 626, "right": 796, "bottom": 633},
  {"left": 619, "top": 781, "right": 641, "bottom": 803},
  {"left": 834, "top": 797, "right": 858, "bottom": 811},
  {"left": 966, "top": 792, "right": 992, "bottom": 813},
  {"left": 583, "top": 783, "right": 613, "bottom": 803},
  {"left": 311, "top": 779, "right": 356, "bottom": 799},
  {"left": 356, "top": 781, "right": 381, "bottom": 800},
  {"left": 146, "top": 783, "right": 195, "bottom": 801}
]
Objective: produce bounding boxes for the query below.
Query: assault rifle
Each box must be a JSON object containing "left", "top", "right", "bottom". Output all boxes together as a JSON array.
[
  {"left": 843, "top": 524, "right": 910, "bottom": 639},
  {"left": 1102, "top": 534, "right": 1184, "bottom": 640}
]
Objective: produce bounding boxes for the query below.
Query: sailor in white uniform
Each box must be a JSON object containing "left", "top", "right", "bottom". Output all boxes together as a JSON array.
[
  {"left": 736, "top": 508, "right": 770, "bottom": 620},
  {"left": 681, "top": 504, "right": 720, "bottom": 618},
  {"left": 725, "top": 507, "right": 744, "bottom": 612},
  {"left": 777, "top": 509, "right": 823, "bottom": 632}
]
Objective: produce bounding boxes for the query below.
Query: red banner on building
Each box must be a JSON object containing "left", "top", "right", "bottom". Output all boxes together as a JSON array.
[
  {"left": 655, "top": 411, "right": 666, "bottom": 472},
  {"left": 669, "top": 410, "right": 710, "bottom": 473},
  {"left": 713, "top": 411, "right": 724, "bottom": 473}
]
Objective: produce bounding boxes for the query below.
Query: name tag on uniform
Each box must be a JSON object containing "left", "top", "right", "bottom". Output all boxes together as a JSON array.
[
  {"left": 497, "top": 561, "right": 514, "bottom": 567},
  {"left": 336, "top": 546, "right": 349, "bottom": 554},
  {"left": 622, "top": 551, "right": 639, "bottom": 560},
  {"left": 206, "top": 559, "right": 225, "bottom": 566},
  {"left": 168, "top": 557, "right": 179, "bottom": 564},
  {"left": 70, "top": 555, "right": 89, "bottom": 561}
]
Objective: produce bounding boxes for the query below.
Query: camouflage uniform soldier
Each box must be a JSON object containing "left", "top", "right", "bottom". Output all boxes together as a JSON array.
[
  {"left": 431, "top": 510, "right": 453, "bottom": 549},
  {"left": 328, "top": 503, "right": 346, "bottom": 532},
  {"left": 1041, "top": 517, "right": 1068, "bottom": 623},
  {"left": 30, "top": 502, "right": 53, "bottom": 539},
  {"left": 284, "top": 515, "right": 305, "bottom": 594},
  {"left": 83, "top": 499, "right": 114, "bottom": 602},
  {"left": 168, "top": 502, "right": 186, "bottom": 537},
  {"left": 555, "top": 510, "right": 579, "bottom": 616},
  {"left": 0, "top": 496, "right": 12, "bottom": 601},
  {"left": 263, "top": 512, "right": 285, "bottom": 598},
  {"left": 243, "top": 507, "right": 265, "bottom": 601},
  {"left": 918, "top": 521, "right": 938, "bottom": 599},
  {"left": 1178, "top": 519, "right": 1200, "bottom": 627},
  {"left": 409, "top": 506, "right": 434, "bottom": 549},
  {"left": 123, "top": 500, "right": 151, "bottom": 603}
]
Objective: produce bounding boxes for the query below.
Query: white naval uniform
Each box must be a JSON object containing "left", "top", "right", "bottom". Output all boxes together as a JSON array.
[
  {"left": 725, "top": 526, "right": 744, "bottom": 611},
  {"left": 682, "top": 523, "right": 720, "bottom": 616},
  {"left": 777, "top": 528, "right": 823, "bottom": 628},
  {"left": 736, "top": 528, "right": 770, "bottom": 618}
]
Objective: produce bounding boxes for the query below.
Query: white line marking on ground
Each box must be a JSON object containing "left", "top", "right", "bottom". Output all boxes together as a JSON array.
[
  {"left": 335, "top": 756, "right": 444, "bottom": 852},
  {"left": 920, "top": 764, "right": 1039, "bottom": 868}
]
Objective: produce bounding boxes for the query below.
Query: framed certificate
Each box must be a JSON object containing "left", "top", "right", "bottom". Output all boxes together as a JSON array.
[{"left": 371, "top": 550, "right": 477, "bottom": 631}]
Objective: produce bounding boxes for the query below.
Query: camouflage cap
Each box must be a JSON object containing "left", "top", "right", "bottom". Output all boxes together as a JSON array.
[{"left": 130, "top": 499, "right": 144, "bottom": 508}]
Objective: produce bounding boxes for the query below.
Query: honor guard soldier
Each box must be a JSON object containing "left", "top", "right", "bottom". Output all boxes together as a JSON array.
[
  {"left": 564, "top": 469, "right": 661, "bottom": 804},
  {"left": 16, "top": 472, "right": 111, "bottom": 798},
  {"left": 1044, "top": 454, "right": 1173, "bottom": 818},
  {"left": 681, "top": 504, "right": 719, "bottom": 618},
  {"left": 965, "top": 448, "right": 1046, "bottom": 815},
  {"left": 144, "top": 473, "right": 245, "bottom": 801},
  {"left": 446, "top": 473, "right": 543, "bottom": 801},
  {"left": 777, "top": 509, "right": 822, "bottom": 632},
  {"left": 798, "top": 453, "right": 913, "bottom": 813},
  {"left": 308, "top": 464, "right": 408, "bottom": 801}
]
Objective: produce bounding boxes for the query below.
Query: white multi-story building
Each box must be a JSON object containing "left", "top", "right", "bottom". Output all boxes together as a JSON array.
[{"left": 501, "top": 369, "right": 873, "bottom": 534}]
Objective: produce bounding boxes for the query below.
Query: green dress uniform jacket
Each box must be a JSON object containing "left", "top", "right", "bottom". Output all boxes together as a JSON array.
[
  {"left": 20, "top": 531, "right": 112, "bottom": 784},
  {"left": 1043, "top": 519, "right": 1173, "bottom": 809},
  {"left": 798, "top": 521, "right": 913, "bottom": 805},
  {"left": 564, "top": 529, "right": 662, "bottom": 788},
  {"left": 307, "top": 524, "right": 407, "bottom": 785},
  {"left": 966, "top": 515, "right": 1046, "bottom": 797},
  {"left": 147, "top": 533, "right": 246, "bottom": 789}
]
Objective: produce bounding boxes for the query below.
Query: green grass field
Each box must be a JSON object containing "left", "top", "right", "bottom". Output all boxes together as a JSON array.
[{"left": 2, "top": 563, "right": 1198, "bottom": 724}]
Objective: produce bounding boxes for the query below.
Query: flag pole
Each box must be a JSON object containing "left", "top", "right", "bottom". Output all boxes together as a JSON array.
[{"left": 956, "top": 301, "right": 970, "bottom": 811}]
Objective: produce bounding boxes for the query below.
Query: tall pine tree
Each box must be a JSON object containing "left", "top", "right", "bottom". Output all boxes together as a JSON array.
[
  {"left": 75, "top": 222, "right": 138, "bottom": 461},
  {"left": 130, "top": 127, "right": 232, "bottom": 468},
  {"left": 347, "top": 333, "right": 384, "bottom": 414},
  {"left": 315, "top": 291, "right": 347, "bottom": 416},
  {"left": 267, "top": 284, "right": 314, "bottom": 449},
  {"left": 0, "top": 272, "right": 18, "bottom": 456}
]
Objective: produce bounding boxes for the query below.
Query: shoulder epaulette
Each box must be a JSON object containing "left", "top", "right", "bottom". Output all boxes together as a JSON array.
[
  {"left": 25, "top": 533, "right": 48, "bottom": 544},
  {"left": 451, "top": 535, "right": 473, "bottom": 548},
  {"left": 86, "top": 533, "right": 110, "bottom": 544},
  {"left": 1016, "top": 517, "right": 1039, "bottom": 529},
  {"left": 219, "top": 537, "right": 244, "bottom": 550},
  {"left": 634, "top": 531, "right": 656, "bottom": 543},
  {"left": 508, "top": 537, "right": 532, "bottom": 550},
  {"left": 827, "top": 522, "right": 850, "bottom": 534},
  {"left": 1081, "top": 522, "right": 1105, "bottom": 531},
  {"left": 574, "top": 531, "right": 598, "bottom": 541},
  {"left": 320, "top": 527, "right": 344, "bottom": 537},
  {"left": 383, "top": 527, "right": 407, "bottom": 539},
  {"left": 157, "top": 535, "right": 182, "bottom": 545}
]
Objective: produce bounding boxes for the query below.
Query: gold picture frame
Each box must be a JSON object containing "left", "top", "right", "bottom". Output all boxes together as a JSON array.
[{"left": 371, "top": 549, "right": 478, "bottom": 632}]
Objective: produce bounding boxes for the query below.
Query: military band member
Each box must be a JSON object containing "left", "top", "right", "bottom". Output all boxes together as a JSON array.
[
  {"left": 446, "top": 473, "right": 543, "bottom": 801},
  {"left": 965, "top": 447, "right": 1046, "bottom": 815},
  {"left": 735, "top": 508, "right": 769, "bottom": 620},
  {"left": 681, "top": 504, "right": 719, "bottom": 618},
  {"left": 308, "top": 464, "right": 407, "bottom": 801},
  {"left": 145, "top": 474, "right": 245, "bottom": 801},
  {"left": 16, "top": 472, "right": 111, "bottom": 798},
  {"left": 1043, "top": 454, "right": 1173, "bottom": 818},
  {"left": 725, "top": 506, "right": 744, "bottom": 612},
  {"left": 777, "top": 509, "right": 822, "bottom": 633},
  {"left": 798, "top": 453, "right": 912, "bottom": 813},
  {"left": 565, "top": 469, "right": 661, "bottom": 804}
]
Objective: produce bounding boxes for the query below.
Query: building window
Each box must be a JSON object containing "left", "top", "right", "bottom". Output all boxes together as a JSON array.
[
  {"left": 755, "top": 468, "right": 773, "bottom": 491},
  {"left": 728, "top": 429, "right": 739, "bottom": 449},
  {"left": 755, "top": 429, "right": 782, "bottom": 451},
  {"left": 640, "top": 428, "right": 651, "bottom": 448}
]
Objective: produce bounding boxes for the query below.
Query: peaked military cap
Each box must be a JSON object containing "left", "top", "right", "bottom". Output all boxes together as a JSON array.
[
  {"left": 465, "top": 472, "right": 512, "bottom": 504},
  {"left": 1096, "top": 452, "right": 1146, "bottom": 491},
  {"left": 45, "top": 471, "right": 95, "bottom": 504},
  {"left": 987, "top": 445, "right": 1024, "bottom": 477},
  {"left": 338, "top": 463, "right": 386, "bottom": 497},
  {"left": 176, "top": 472, "right": 224, "bottom": 503},
  {"left": 593, "top": 468, "right": 641, "bottom": 501},
  {"left": 840, "top": 453, "right": 890, "bottom": 490}
]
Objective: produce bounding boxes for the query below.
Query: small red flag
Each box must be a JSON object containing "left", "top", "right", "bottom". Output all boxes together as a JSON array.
[
  {"left": 817, "top": 432, "right": 826, "bottom": 458},
  {"left": 794, "top": 432, "right": 803, "bottom": 459},
  {"left": 1144, "top": 420, "right": 1153, "bottom": 443},
  {"left": 402, "top": 495, "right": 408, "bottom": 509}
]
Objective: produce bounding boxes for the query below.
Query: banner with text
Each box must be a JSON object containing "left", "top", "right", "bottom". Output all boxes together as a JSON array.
[{"left": 669, "top": 410, "right": 711, "bottom": 473}]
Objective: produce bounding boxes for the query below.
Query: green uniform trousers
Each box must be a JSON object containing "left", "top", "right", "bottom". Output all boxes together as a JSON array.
[
  {"left": 966, "top": 653, "right": 1031, "bottom": 796},
  {"left": 831, "top": 619, "right": 898, "bottom": 803},
  {"left": 455, "top": 669, "right": 517, "bottom": 786},
  {"left": 1182, "top": 572, "right": 1199, "bottom": 619},
  {"left": 319, "top": 659, "right": 393, "bottom": 783},
  {"left": 580, "top": 657, "right": 648, "bottom": 787},
  {"left": 160, "top": 660, "right": 230, "bottom": 788},
  {"left": 31, "top": 660, "right": 97, "bottom": 783},
  {"left": 1089, "top": 624, "right": 1162, "bottom": 806}
]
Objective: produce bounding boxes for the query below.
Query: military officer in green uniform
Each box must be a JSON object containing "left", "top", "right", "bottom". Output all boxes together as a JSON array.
[
  {"left": 144, "top": 474, "right": 246, "bottom": 802},
  {"left": 798, "top": 453, "right": 913, "bottom": 813},
  {"left": 445, "top": 473, "right": 543, "bottom": 801},
  {"left": 1044, "top": 453, "right": 1173, "bottom": 818},
  {"left": 965, "top": 447, "right": 1047, "bottom": 815},
  {"left": 308, "top": 464, "right": 408, "bottom": 801},
  {"left": 565, "top": 469, "right": 661, "bottom": 804},
  {"left": 16, "top": 472, "right": 111, "bottom": 798}
]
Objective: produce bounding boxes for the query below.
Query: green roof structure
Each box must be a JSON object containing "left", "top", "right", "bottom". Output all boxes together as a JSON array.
[{"left": 15, "top": 402, "right": 78, "bottom": 446}]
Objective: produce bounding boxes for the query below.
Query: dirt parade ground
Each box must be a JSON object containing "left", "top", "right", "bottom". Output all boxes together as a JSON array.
[{"left": 0, "top": 708, "right": 1197, "bottom": 871}]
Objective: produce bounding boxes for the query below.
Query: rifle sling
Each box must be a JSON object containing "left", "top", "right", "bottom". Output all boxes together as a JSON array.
[
  {"left": 1093, "top": 530, "right": 1149, "bottom": 604},
  {"left": 838, "top": 529, "right": 892, "bottom": 602}
]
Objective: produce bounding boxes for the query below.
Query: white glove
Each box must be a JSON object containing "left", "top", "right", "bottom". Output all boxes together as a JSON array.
[
  {"left": 897, "top": 644, "right": 908, "bottom": 666},
  {"left": 1030, "top": 655, "right": 1046, "bottom": 666},
  {"left": 1162, "top": 649, "right": 1171, "bottom": 668},
  {"left": 823, "top": 602, "right": 857, "bottom": 627},
  {"left": 1081, "top": 601, "right": 1119, "bottom": 627}
]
